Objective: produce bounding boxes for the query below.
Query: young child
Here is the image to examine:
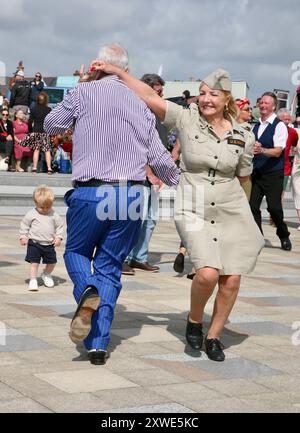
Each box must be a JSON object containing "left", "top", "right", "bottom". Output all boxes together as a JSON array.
[{"left": 19, "top": 185, "right": 64, "bottom": 291}]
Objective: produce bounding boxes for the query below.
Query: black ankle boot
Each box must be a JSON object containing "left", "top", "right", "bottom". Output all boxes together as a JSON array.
[
  {"left": 186, "top": 317, "right": 203, "bottom": 350},
  {"left": 205, "top": 337, "right": 225, "bottom": 362}
]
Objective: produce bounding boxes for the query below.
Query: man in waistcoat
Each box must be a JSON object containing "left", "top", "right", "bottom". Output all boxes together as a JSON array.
[{"left": 250, "top": 92, "right": 291, "bottom": 250}]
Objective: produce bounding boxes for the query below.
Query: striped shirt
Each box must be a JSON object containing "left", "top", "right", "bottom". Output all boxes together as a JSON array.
[{"left": 44, "top": 75, "right": 179, "bottom": 186}]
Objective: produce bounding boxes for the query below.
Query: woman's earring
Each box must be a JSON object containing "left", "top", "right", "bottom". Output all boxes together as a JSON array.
[{"left": 224, "top": 104, "right": 229, "bottom": 112}]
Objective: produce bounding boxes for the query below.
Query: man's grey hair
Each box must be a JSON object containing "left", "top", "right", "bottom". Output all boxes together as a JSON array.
[
  {"left": 277, "top": 108, "right": 291, "bottom": 116},
  {"left": 97, "top": 44, "right": 129, "bottom": 70}
]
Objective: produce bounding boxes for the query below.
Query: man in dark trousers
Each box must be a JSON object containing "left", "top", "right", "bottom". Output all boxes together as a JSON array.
[{"left": 250, "top": 92, "right": 291, "bottom": 250}]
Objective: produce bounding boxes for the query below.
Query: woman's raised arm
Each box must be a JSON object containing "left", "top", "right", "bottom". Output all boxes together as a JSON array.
[{"left": 87, "top": 61, "right": 167, "bottom": 121}]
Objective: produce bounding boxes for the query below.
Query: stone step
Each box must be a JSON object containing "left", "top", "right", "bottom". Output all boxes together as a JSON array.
[
  {"left": 0, "top": 186, "right": 69, "bottom": 207},
  {"left": 0, "top": 172, "right": 297, "bottom": 217},
  {"left": 0, "top": 172, "right": 71, "bottom": 214},
  {"left": 0, "top": 206, "right": 68, "bottom": 216},
  {"left": 0, "top": 171, "right": 72, "bottom": 187}
]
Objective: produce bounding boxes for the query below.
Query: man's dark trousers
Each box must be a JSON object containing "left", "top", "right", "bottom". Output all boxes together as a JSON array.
[{"left": 250, "top": 169, "right": 290, "bottom": 239}]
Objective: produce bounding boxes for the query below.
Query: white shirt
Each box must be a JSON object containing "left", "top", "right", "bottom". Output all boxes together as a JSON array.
[{"left": 258, "top": 113, "right": 288, "bottom": 148}]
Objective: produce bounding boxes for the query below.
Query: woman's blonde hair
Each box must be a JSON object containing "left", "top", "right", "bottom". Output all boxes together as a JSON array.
[
  {"left": 33, "top": 185, "right": 54, "bottom": 207},
  {"left": 223, "top": 92, "right": 238, "bottom": 121}
]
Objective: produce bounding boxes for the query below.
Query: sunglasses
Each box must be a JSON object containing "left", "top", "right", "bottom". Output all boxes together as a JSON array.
[
  {"left": 2, "top": 113, "right": 9, "bottom": 116},
  {"left": 35, "top": 75, "right": 41, "bottom": 78}
]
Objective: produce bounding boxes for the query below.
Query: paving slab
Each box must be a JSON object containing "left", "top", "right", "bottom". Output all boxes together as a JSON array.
[
  {"left": 252, "top": 374, "right": 300, "bottom": 393},
  {"left": 189, "top": 357, "right": 283, "bottom": 379},
  {"left": 120, "top": 365, "right": 190, "bottom": 387},
  {"left": 92, "top": 388, "right": 170, "bottom": 411},
  {"left": 0, "top": 398, "right": 52, "bottom": 413},
  {"left": 200, "top": 378, "right": 272, "bottom": 397},
  {"left": 226, "top": 321, "right": 292, "bottom": 336},
  {"left": 35, "top": 393, "right": 109, "bottom": 413},
  {"left": 35, "top": 369, "right": 139, "bottom": 393},
  {"left": 99, "top": 403, "right": 195, "bottom": 413},
  {"left": 0, "top": 382, "right": 23, "bottom": 400},
  {"left": 1, "top": 374, "right": 67, "bottom": 398},
  {"left": 0, "top": 334, "right": 53, "bottom": 352}
]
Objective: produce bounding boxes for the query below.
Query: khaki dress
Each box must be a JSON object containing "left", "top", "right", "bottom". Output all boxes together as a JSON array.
[{"left": 164, "top": 102, "right": 264, "bottom": 275}]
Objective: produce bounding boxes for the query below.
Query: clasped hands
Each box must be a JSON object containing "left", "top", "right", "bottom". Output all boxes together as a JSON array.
[
  {"left": 253, "top": 141, "right": 264, "bottom": 155},
  {"left": 79, "top": 60, "right": 120, "bottom": 82}
]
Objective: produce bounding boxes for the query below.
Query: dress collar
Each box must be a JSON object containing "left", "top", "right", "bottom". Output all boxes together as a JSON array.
[{"left": 198, "top": 112, "right": 244, "bottom": 135}]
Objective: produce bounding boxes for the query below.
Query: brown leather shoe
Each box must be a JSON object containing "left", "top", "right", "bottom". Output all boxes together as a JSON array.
[
  {"left": 122, "top": 263, "right": 135, "bottom": 275},
  {"left": 69, "top": 286, "right": 100, "bottom": 344},
  {"left": 129, "top": 260, "right": 159, "bottom": 272}
]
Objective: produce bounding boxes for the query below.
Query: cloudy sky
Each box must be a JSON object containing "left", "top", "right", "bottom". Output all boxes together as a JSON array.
[{"left": 0, "top": 0, "right": 299, "bottom": 102}]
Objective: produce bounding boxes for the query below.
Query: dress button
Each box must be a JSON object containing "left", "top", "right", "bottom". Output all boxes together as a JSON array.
[
  {"left": 213, "top": 238, "right": 217, "bottom": 242},
  {"left": 214, "top": 156, "right": 218, "bottom": 159},
  {"left": 195, "top": 135, "right": 199, "bottom": 139},
  {"left": 211, "top": 202, "right": 215, "bottom": 206},
  {"left": 217, "top": 140, "right": 220, "bottom": 143},
  {"left": 236, "top": 150, "right": 239, "bottom": 153},
  {"left": 211, "top": 221, "right": 215, "bottom": 224},
  {"left": 211, "top": 181, "right": 215, "bottom": 185}
]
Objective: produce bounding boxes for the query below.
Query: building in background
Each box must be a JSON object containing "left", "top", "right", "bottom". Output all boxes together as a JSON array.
[
  {"left": 163, "top": 80, "right": 249, "bottom": 100},
  {"left": 273, "top": 89, "right": 289, "bottom": 111}
]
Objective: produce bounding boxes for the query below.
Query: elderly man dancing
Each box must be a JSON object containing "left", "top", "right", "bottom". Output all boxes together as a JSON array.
[{"left": 44, "top": 44, "right": 179, "bottom": 365}]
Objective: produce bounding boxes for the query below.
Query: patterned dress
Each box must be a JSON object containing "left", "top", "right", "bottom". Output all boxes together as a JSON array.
[
  {"left": 20, "top": 104, "right": 53, "bottom": 152},
  {"left": 20, "top": 131, "right": 53, "bottom": 152}
]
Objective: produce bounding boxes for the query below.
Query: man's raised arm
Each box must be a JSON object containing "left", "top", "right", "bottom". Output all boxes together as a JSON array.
[{"left": 44, "top": 87, "right": 79, "bottom": 135}]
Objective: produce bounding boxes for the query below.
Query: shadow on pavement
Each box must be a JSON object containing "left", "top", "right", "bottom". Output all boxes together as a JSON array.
[
  {"left": 25, "top": 275, "right": 67, "bottom": 285},
  {"left": 65, "top": 305, "right": 248, "bottom": 362}
]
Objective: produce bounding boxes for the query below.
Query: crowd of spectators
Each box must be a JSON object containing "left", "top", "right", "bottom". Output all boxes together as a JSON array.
[
  {"left": 0, "top": 63, "right": 72, "bottom": 173},
  {"left": 1, "top": 64, "right": 300, "bottom": 177}
]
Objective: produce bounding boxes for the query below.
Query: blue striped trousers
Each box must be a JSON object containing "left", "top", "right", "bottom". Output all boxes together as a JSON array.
[{"left": 64, "top": 185, "right": 143, "bottom": 350}]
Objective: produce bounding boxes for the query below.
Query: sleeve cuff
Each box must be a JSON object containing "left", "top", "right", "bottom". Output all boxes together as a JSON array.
[
  {"left": 236, "top": 166, "right": 252, "bottom": 177},
  {"left": 163, "top": 101, "right": 183, "bottom": 129}
]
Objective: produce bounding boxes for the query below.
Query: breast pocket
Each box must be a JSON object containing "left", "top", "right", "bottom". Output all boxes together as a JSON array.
[
  {"left": 227, "top": 144, "right": 244, "bottom": 157},
  {"left": 225, "top": 144, "right": 244, "bottom": 167},
  {"left": 187, "top": 132, "right": 210, "bottom": 156}
]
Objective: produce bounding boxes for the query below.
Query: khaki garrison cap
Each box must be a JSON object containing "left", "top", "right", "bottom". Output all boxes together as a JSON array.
[{"left": 202, "top": 69, "right": 232, "bottom": 92}]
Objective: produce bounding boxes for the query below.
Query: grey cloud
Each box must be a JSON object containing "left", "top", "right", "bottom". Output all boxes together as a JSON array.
[{"left": 0, "top": 0, "right": 299, "bottom": 102}]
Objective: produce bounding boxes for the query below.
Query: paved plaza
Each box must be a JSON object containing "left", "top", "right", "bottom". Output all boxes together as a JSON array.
[{"left": 0, "top": 213, "right": 300, "bottom": 413}]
